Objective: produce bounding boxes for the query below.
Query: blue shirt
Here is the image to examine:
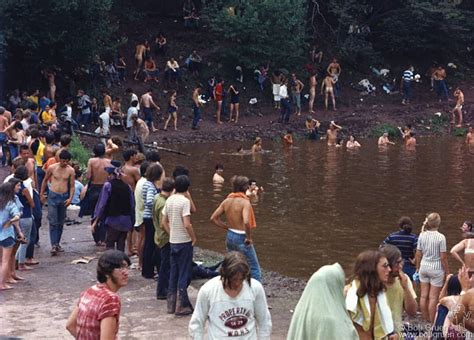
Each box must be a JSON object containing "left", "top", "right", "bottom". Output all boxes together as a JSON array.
[
  {"left": 0, "top": 200, "right": 21, "bottom": 241},
  {"left": 72, "top": 180, "right": 84, "bottom": 205},
  {"left": 382, "top": 230, "right": 418, "bottom": 264},
  {"left": 39, "top": 97, "right": 51, "bottom": 111}
]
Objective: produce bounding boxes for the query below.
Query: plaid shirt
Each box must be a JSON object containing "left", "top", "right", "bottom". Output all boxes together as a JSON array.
[{"left": 76, "top": 284, "right": 121, "bottom": 340}]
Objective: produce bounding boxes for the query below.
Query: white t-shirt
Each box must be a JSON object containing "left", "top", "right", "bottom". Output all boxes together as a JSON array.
[
  {"left": 66, "top": 105, "right": 73, "bottom": 120},
  {"left": 189, "top": 276, "right": 272, "bottom": 340},
  {"left": 99, "top": 112, "right": 110, "bottom": 135},
  {"left": 134, "top": 177, "right": 146, "bottom": 227},
  {"left": 162, "top": 193, "right": 191, "bottom": 244},
  {"left": 131, "top": 93, "right": 140, "bottom": 110},
  {"left": 127, "top": 106, "right": 138, "bottom": 128},
  {"left": 4, "top": 175, "right": 33, "bottom": 198}
]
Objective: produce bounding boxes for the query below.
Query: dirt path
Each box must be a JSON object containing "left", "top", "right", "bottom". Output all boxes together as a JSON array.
[{"left": 0, "top": 206, "right": 302, "bottom": 339}]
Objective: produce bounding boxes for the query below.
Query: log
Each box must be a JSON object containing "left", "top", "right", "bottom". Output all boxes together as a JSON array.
[{"left": 74, "top": 130, "right": 190, "bottom": 156}]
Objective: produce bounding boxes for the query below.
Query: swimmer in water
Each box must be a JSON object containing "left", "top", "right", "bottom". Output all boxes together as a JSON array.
[
  {"left": 327, "top": 121, "right": 342, "bottom": 146},
  {"left": 246, "top": 179, "right": 264, "bottom": 197},
  {"left": 466, "top": 127, "right": 474, "bottom": 145},
  {"left": 212, "top": 163, "right": 224, "bottom": 184},
  {"left": 282, "top": 129, "right": 293, "bottom": 146},
  {"left": 406, "top": 132, "right": 416, "bottom": 147},
  {"left": 346, "top": 134, "right": 361, "bottom": 149},
  {"left": 251, "top": 137, "right": 263, "bottom": 153},
  {"left": 398, "top": 125, "right": 413, "bottom": 145},
  {"left": 378, "top": 132, "right": 395, "bottom": 146}
]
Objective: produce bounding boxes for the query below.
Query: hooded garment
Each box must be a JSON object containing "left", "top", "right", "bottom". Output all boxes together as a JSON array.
[{"left": 287, "top": 263, "right": 359, "bottom": 340}]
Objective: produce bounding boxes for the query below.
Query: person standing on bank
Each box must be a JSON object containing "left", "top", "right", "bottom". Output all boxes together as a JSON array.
[
  {"left": 162, "top": 175, "right": 197, "bottom": 316},
  {"left": 210, "top": 175, "right": 262, "bottom": 282},
  {"left": 92, "top": 161, "right": 135, "bottom": 252}
]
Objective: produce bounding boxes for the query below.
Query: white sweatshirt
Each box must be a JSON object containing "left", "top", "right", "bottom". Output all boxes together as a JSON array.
[{"left": 189, "top": 276, "right": 272, "bottom": 340}]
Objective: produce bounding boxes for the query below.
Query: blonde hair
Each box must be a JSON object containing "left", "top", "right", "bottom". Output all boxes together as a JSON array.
[{"left": 421, "top": 212, "right": 441, "bottom": 232}]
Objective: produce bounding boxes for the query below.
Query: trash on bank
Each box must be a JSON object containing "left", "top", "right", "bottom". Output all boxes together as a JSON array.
[
  {"left": 71, "top": 256, "right": 95, "bottom": 264},
  {"left": 249, "top": 98, "right": 258, "bottom": 105},
  {"left": 434, "top": 112, "right": 442, "bottom": 117},
  {"left": 448, "top": 63, "right": 457, "bottom": 69},
  {"left": 358, "top": 79, "right": 376, "bottom": 94}
]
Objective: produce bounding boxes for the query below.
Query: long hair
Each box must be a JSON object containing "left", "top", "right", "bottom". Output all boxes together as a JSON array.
[
  {"left": 354, "top": 250, "right": 386, "bottom": 297},
  {"left": 97, "top": 250, "right": 131, "bottom": 283},
  {"left": 220, "top": 251, "right": 251, "bottom": 289},
  {"left": 0, "top": 182, "right": 16, "bottom": 210}
]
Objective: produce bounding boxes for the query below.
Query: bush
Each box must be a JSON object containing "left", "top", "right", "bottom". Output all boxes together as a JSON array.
[
  {"left": 370, "top": 123, "right": 399, "bottom": 138},
  {"left": 70, "top": 136, "right": 90, "bottom": 169}
]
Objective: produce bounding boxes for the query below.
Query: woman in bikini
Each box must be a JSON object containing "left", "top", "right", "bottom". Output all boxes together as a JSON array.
[
  {"left": 164, "top": 91, "right": 178, "bottom": 131},
  {"left": 450, "top": 221, "right": 474, "bottom": 273},
  {"left": 228, "top": 84, "right": 240, "bottom": 123}
]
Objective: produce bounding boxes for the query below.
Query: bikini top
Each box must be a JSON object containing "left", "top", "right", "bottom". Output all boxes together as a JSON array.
[{"left": 465, "top": 239, "right": 474, "bottom": 254}]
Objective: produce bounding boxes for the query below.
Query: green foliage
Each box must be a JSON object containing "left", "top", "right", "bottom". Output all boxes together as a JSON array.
[
  {"left": 454, "top": 127, "right": 467, "bottom": 137},
  {"left": 70, "top": 136, "right": 90, "bottom": 169},
  {"left": 204, "top": 0, "right": 307, "bottom": 69},
  {"left": 370, "top": 123, "right": 399, "bottom": 138},
  {"left": 0, "top": 0, "right": 121, "bottom": 74}
]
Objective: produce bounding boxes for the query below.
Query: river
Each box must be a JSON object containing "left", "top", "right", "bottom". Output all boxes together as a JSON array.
[{"left": 160, "top": 136, "right": 474, "bottom": 279}]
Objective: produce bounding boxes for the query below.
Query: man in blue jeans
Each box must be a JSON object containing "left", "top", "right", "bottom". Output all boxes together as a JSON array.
[
  {"left": 191, "top": 84, "right": 202, "bottom": 130},
  {"left": 401, "top": 66, "right": 414, "bottom": 105},
  {"left": 40, "top": 150, "right": 75, "bottom": 255},
  {"left": 210, "top": 175, "right": 262, "bottom": 282},
  {"left": 162, "top": 175, "right": 197, "bottom": 316}
]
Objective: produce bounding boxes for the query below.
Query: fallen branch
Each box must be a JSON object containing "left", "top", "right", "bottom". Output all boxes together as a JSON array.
[{"left": 74, "top": 130, "right": 190, "bottom": 156}]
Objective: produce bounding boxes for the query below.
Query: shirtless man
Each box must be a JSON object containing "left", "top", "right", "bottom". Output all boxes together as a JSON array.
[
  {"left": 44, "top": 69, "right": 56, "bottom": 101},
  {"left": 0, "top": 108, "right": 9, "bottom": 166},
  {"left": 327, "top": 58, "right": 341, "bottom": 79},
  {"left": 18, "top": 145, "right": 37, "bottom": 188},
  {"left": 432, "top": 66, "right": 448, "bottom": 101},
  {"left": 134, "top": 41, "right": 147, "bottom": 80},
  {"left": 83, "top": 144, "right": 111, "bottom": 246},
  {"left": 321, "top": 75, "right": 336, "bottom": 111},
  {"left": 121, "top": 149, "right": 141, "bottom": 190},
  {"left": 406, "top": 132, "right": 416, "bottom": 147},
  {"left": 308, "top": 72, "right": 317, "bottom": 114},
  {"left": 452, "top": 88, "right": 464, "bottom": 127},
  {"left": 191, "top": 85, "right": 202, "bottom": 130},
  {"left": 466, "top": 127, "right": 474, "bottom": 145},
  {"left": 398, "top": 125, "right": 413, "bottom": 144},
  {"left": 40, "top": 150, "right": 75, "bottom": 255},
  {"left": 378, "top": 132, "right": 396, "bottom": 146},
  {"left": 210, "top": 175, "right": 262, "bottom": 282},
  {"left": 290, "top": 73, "right": 304, "bottom": 116},
  {"left": 326, "top": 121, "right": 342, "bottom": 146},
  {"left": 140, "top": 89, "right": 160, "bottom": 132},
  {"left": 212, "top": 164, "right": 224, "bottom": 184}
]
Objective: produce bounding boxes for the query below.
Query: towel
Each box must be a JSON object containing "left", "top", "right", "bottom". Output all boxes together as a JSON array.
[
  {"left": 227, "top": 192, "right": 257, "bottom": 228},
  {"left": 346, "top": 280, "right": 394, "bottom": 340}
]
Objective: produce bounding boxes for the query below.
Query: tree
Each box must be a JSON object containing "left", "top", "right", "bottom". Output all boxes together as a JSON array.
[
  {"left": 0, "top": 0, "right": 120, "bottom": 86},
  {"left": 204, "top": 0, "right": 308, "bottom": 70}
]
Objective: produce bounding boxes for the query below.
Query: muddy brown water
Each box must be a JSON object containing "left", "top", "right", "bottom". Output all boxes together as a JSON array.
[{"left": 159, "top": 136, "right": 474, "bottom": 279}]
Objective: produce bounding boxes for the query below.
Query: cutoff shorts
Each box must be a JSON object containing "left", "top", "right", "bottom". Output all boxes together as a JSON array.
[{"left": 419, "top": 266, "right": 445, "bottom": 287}]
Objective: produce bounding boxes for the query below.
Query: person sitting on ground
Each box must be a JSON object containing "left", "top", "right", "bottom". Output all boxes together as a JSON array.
[
  {"left": 378, "top": 132, "right": 395, "bottom": 146},
  {"left": 346, "top": 134, "right": 361, "bottom": 149},
  {"left": 305, "top": 116, "right": 320, "bottom": 140},
  {"left": 144, "top": 56, "right": 159, "bottom": 83},
  {"left": 379, "top": 245, "right": 418, "bottom": 338},
  {"left": 283, "top": 129, "right": 293, "bottom": 146},
  {"left": 326, "top": 121, "right": 342, "bottom": 146},
  {"left": 246, "top": 179, "right": 263, "bottom": 197},
  {"left": 251, "top": 137, "right": 262, "bottom": 153},
  {"left": 287, "top": 263, "right": 358, "bottom": 340},
  {"left": 212, "top": 164, "right": 224, "bottom": 184},
  {"left": 66, "top": 250, "right": 131, "bottom": 339},
  {"left": 189, "top": 252, "right": 272, "bottom": 339}
]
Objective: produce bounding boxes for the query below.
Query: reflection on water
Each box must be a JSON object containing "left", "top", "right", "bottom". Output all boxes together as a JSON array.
[{"left": 160, "top": 137, "right": 474, "bottom": 278}]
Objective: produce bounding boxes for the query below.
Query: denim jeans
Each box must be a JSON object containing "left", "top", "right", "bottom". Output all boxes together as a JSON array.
[
  {"left": 9, "top": 144, "right": 19, "bottom": 162},
  {"left": 292, "top": 92, "right": 301, "bottom": 111},
  {"left": 192, "top": 104, "right": 201, "bottom": 129},
  {"left": 157, "top": 242, "right": 171, "bottom": 298},
  {"left": 48, "top": 191, "right": 69, "bottom": 247},
  {"left": 279, "top": 98, "right": 291, "bottom": 124},
  {"left": 435, "top": 80, "right": 449, "bottom": 100},
  {"left": 26, "top": 219, "right": 38, "bottom": 259},
  {"left": 143, "top": 107, "right": 153, "bottom": 128},
  {"left": 16, "top": 217, "right": 33, "bottom": 264},
  {"left": 403, "top": 262, "right": 416, "bottom": 281},
  {"left": 36, "top": 167, "right": 45, "bottom": 192},
  {"left": 142, "top": 218, "right": 160, "bottom": 278},
  {"left": 403, "top": 81, "right": 412, "bottom": 102},
  {"left": 226, "top": 230, "right": 262, "bottom": 282},
  {"left": 169, "top": 242, "right": 193, "bottom": 306},
  {"left": 78, "top": 113, "right": 91, "bottom": 127}
]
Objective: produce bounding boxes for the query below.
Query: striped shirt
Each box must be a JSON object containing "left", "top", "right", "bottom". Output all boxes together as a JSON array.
[
  {"left": 134, "top": 177, "right": 146, "bottom": 226},
  {"left": 382, "top": 231, "right": 418, "bottom": 263},
  {"left": 417, "top": 230, "right": 446, "bottom": 271},
  {"left": 142, "top": 180, "right": 158, "bottom": 219},
  {"left": 403, "top": 70, "right": 413, "bottom": 82},
  {"left": 162, "top": 193, "right": 191, "bottom": 244}
]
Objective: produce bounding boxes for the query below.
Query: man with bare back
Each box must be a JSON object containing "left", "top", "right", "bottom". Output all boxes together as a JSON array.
[
  {"left": 191, "top": 85, "right": 202, "bottom": 130},
  {"left": 40, "top": 150, "right": 75, "bottom": 255},
  {"left": 18, "top": 145, "right": 37, "bottom": 189},
  {"left": 210, "top": 175, "right": 262, "bottom": 282},
  {"left": 134, "top": 41, "right": 147, "bottom": 80},
  {"left": 321, "top": 75, "right": 336, "bottom": 111},
  {"left": 452, "top": 88, "right": 464, "bottom": 127},
  {"left": 326, "top": 121, "right": 342, "bottom": 146},
  {"left": 121, "top": 149, "right": 140, "bottom": 190},
  {"left": 81, "top": 143, "right": 111, "bottom": 246},
  {"left": 140, "top": 89, "right": 160, "bottom": 132},
  {"left": 308, "top": 72, "right": 317, "bottom": 114}
]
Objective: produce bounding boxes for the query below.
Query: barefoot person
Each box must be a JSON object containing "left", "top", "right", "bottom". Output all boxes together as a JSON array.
[
  {"left": 140, "top": 89, "right": 160, "bottom": 132},
  {"left": 326, "top": 121, "right": 342, "bottom": 146},
  {"left": 308, "top": 72, "right": 317, "bottom": 114},
  {"left": 191, "top": 84, "right": 202, "bottom": 130},
  {"left": 214, "top": 79, "right": 224, "bottom": 124},
  {"left": 321, "top": 75, "right": 336, "bottom": 111},
  {"left": 346, "top": 134, "right": 361, "bottom": 149},
  {"left": 164, "top": 91, "right": 178, "bottom": 131},
  {"left": 452, "top": 88, "right": 464, "bottom": 127},
  {"left": 121, "top": 149, "right": 140, "bottom": 190},
  {"left": 212, "top": 164, "right": 224, "bottom": 184},
  {"left": 66, "top": 250, "right": 131, "bottom": 339},
  {"left": 450, "top": 221, "right": 474, "bottom": 271},
  {"left": 466, "top": 127, "right": 474, "bottom": 145},
  {"left": 290, "top": 73, "right": 304, "bottom": 116},
  {"left": 210, "top": 175, "right": 262, "bottom": 282},
  {"left": 134, "top": 41, "right": 147, "bottom": 80},
  {"left": 189, "top": 252, "right": 272, "bottom": 339},
  {"left": 251, "top": 137, "right": 263, "bottom": 153},
  {"left": 40, "top": 150, "right": 75, "bottom": 255},
  {"left": 228, "top": 83, "right": 240, "bottom": 123}
]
